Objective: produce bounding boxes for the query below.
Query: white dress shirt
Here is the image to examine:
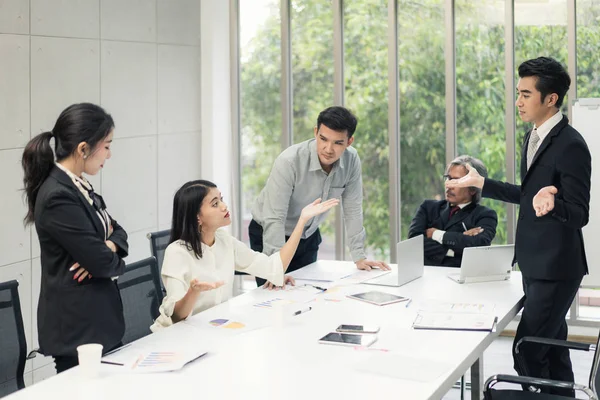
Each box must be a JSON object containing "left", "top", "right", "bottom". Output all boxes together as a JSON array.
[
  {"left": 531, "top": 110, "right": 563, "bottom": 154},
  {"left": 151, "top": 229, "right": 284, "bottom": 331},
  {"left": 251, "top": 139, "right": 367, "bottom": 261}
]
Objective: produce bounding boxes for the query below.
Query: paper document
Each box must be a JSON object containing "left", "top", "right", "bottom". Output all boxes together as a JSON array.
[
  {"left": 290, "top": 261, "right": 356, "bottom": 281},
  {"left": 418, "top": 302, "right": 496, "bottom": 315},
  {"left": 338, "top": 269, "right": 391, "bottom": 285},
  {"left": 107, "top": 349, "right": 207, "bottom": 373},
  {"left": 412, "top": 312, "right": 497, "bottom": 331}
]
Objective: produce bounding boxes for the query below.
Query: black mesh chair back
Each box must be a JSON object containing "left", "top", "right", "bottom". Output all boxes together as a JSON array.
[
  {"left": 0, "top": 280, "right": 27, "bottom": 397},
  {"left": 147, "top": 229, "right": 170, "bottom": 273},
  {"left": 117, "top": 257, "right": 163, "bottom": 345}
]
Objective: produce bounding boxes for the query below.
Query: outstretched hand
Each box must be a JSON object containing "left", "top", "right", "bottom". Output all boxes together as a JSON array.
[
  {"left": 300, "top": 198, "right": 340, "bottom": 221},
  {"left": 445, "top": 164, "right": 484, "bottom": 190},
  {"left": 189, "top": 279, "right": 225, "bottom": 292},
  {"left": 533, "top": 186, "right": 558, "bottom": 217}
]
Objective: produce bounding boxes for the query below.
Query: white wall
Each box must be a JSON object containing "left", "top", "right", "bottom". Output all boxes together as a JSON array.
[{"left": 0, "top": 0, "right": 206, "bottom": 385}]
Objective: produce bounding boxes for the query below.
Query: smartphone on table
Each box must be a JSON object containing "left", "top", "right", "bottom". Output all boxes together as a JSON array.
[
  {"left": 318, "top": 332, "right": 377, "bottom": 347},
  {"left": 336, "top": 324, "right": 380, "bottom": 334}
]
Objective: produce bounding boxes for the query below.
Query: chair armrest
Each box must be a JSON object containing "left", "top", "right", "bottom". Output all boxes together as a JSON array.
[
  {"left": 514, "top": 336, "right": 594, "bottom": 377},
  {"left": 484, "top": 374, "right": 595, "bottom": 399},
  {"left": 516, "top": 336, "right": 593, "bottom": 354}
]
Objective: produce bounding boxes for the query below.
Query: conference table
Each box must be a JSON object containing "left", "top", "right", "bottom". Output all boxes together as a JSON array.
[{"left": 8, "top": 261, "right": 524, "bottom": 400}]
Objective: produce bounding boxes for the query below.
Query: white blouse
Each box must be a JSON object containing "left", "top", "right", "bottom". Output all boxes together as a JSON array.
[{"left": 150, "top": 229, "right": 284, "bottom": 331}]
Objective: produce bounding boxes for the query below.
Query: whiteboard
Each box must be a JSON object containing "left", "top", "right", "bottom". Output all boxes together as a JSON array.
[{"left": 573, "top": 99, "right": 600, "bottom": 286}]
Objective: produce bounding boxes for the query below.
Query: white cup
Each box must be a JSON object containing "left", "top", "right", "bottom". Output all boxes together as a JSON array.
[{"left": 76, "top": 343, "right": 103, "bottom": 378}]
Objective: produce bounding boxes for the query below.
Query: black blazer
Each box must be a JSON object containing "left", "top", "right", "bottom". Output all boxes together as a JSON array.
[
  {"left": 34, "top": 167, "right": 128, "bottom": 357},
  {"left": 408, "top": 199, "right": 498, "bottom": 267},
  {"left": 482, "top": 115, "right": 591, "bottom": 280}
]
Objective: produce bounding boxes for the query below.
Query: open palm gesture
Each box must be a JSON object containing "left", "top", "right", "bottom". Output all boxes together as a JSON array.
[
  {"left": 300, "top": 198, "right": 340, "bottom": 221},
  {"left": 533, "top": 186, "right": 558, "bottom": 217}
]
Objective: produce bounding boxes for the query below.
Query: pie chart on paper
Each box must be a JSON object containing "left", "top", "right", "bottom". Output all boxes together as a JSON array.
[
  {"left": 223, "top": 321, "right": 245, "bottom": 329},
  {"left": 209, "top": 319, "right": 246, "bottom": 329}
]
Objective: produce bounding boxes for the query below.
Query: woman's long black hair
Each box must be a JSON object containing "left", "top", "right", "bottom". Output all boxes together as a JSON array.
[
  {"left": 22, "top": 103, "right": 114, "bottom": 224},
  {"left": 170, "top": 180, "right": 217, "bottom": 259}
]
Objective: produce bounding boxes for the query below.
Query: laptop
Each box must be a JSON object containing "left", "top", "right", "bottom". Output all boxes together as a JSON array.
[
  {"left": 364, "top": 235, "right": 424, "bottom": 287},
  {"left": 448, "top": 244, "right": 514, "bottom": 284}
]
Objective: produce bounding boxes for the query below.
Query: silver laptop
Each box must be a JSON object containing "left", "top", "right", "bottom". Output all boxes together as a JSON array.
[
  {"left": 448, "top": 244, "right": 514, "bottom": 284},
  {"left": 364, "top": 235, "right": 424, "bottom": 287}
]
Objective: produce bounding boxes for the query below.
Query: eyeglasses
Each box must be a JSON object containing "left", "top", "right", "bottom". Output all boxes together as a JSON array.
[{"left": 443, "top": 174, "right": 463, "bottom": 181}]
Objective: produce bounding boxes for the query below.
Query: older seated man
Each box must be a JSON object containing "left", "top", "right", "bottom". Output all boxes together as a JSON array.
[{"left": 408, "top": 155, "right": 498, "bottom": 267}]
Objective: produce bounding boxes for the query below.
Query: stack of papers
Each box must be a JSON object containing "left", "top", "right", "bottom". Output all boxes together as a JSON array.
[
  {"left": 412, "top": 302, "right": 498, "bottom": 332},
  {"left": 412, "top": 313, "right": 497, "bottom": 332},
  {"left": 104, "top": 348, "right": 207, "bottom": 373}
]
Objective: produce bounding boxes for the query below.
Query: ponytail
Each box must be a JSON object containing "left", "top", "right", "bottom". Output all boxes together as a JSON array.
[{"left": 22, "top": 131, "right": 54, "bottom": 225}]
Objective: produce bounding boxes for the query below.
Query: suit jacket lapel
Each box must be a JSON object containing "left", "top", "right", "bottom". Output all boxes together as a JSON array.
[
  {"left": 520, "top": 131, "right": 529, "bottom": 182},
  {"left": 522, "top": 115, "right": 568, "bottom": 184},
  {"left": 50, "top": 167, "right": 105, "bottom": 238}
]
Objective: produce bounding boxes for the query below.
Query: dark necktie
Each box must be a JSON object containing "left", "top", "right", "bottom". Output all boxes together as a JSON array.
[{"left": 449, "top": 205, "right": 460, "bottom": 219}]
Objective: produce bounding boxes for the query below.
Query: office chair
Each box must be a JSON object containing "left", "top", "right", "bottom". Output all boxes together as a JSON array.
[
  {"left": 484, "top": 334, "right": 600, "bottom": 399},
  {"left": 0, "top": 280, "right": 27, "bottom": 397},
  {"left": 117, "top": 257, "right": 164, "bottom": 345},
  {"left": 147, "top": 229, "right": 171, "bottom": 277}
]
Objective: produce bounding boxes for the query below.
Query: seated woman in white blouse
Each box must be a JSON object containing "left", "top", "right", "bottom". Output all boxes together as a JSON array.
[{"left": 151, "top": 179, "right": 338, "bottom": 331}]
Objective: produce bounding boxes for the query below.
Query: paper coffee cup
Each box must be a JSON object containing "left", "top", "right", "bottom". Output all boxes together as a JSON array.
[{"left": 76, "top": 343, "right": 103, "bottom": 378}]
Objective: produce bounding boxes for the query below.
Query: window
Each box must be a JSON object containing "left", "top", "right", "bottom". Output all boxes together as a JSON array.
[
  {"left": 456, "top": 0, "right": 507, "bottom": 243},
  {"left": 240, "top": 0, "right": 282, "bottom": 244},
  {"left": 344, "top": 0, "right": 389, "bottom": 259},
  {"left": 577, "top": 0, "right": 600, "bottom": 98},
  {"left": 291, "top": 0, "right": 336, "bottom": 258},
  {"left": 514, "top": 0, "right": 568, "bottom": 183},
  {"left": 399, "top": 0, "right": 446, "bottom": 239}
]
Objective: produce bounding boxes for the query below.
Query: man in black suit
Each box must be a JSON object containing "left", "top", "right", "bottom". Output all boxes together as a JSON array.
[
  {"left": 446, "top": 57, "right": 591, "bottom": 397},
  {"left": 408, "top": 155, "right": 497, "bottom": 267}
]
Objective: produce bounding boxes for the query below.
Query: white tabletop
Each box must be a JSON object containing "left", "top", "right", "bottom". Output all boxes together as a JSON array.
[{"left": 8, "top": 262, "right": 524, "bottom": 400}]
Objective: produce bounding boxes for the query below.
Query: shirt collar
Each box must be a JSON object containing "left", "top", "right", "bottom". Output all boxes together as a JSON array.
[
  {"left": 449, "top": 201, "right": 471, "bottom": 209},
  {"left": 308, "top": 139, "right": 344, "bottom": 172},
  {"left": 54, "top": 162, "right": 92, "bottom": 190},
  {"left": 533, "top": 110, "right": 563, "bottom": 144}
]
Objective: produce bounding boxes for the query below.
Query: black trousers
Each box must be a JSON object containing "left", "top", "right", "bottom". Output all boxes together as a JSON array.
[
  {"left": 53, "top": 342, "right": 123, "bottom": 374},
  {"left": 513, "top": 275, "right": 582, "bottom": 397},
  {"left": 248, "top": 219, "right": 321, "bottom": 287}
]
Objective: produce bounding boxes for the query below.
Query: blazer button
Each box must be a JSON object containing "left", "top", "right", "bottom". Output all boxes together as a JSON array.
[
  {"left": 519, "top": 215, "right": 524, "bottom": 220},
  {"left": 521, "top": 191, "right": 526, "bottom": 197}
]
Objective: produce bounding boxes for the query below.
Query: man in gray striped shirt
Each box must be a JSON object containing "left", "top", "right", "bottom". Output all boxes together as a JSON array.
[{"left": 250, "top": 106, "right": 390, "bottom": 288}]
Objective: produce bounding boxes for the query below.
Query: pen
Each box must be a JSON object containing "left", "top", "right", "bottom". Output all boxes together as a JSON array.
[
  {"left": 307, "top": 284, "right": 327, "bottom": 291},
  {"left": 101, "top": 360, "right": 124, "bottom": 366},
  {"left": 405, "top": 299, "right": 412, "bottom": 308},
  {"left": 462, "top": 222, "right": 468, "bottom": 232},
  {"left": 292, "top": 306, "right": 312, "bottom": 316}
]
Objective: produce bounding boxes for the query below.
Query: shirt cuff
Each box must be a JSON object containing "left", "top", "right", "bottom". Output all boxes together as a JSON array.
[
  {"left": 432, "top": 229, "right": 446, "bottom": 244},
  {"left": 350, "top": 248, "right": 367, "bottom": 263},
  {"left": 446, "top": 249, "right": 455, "bottom": 257}
]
